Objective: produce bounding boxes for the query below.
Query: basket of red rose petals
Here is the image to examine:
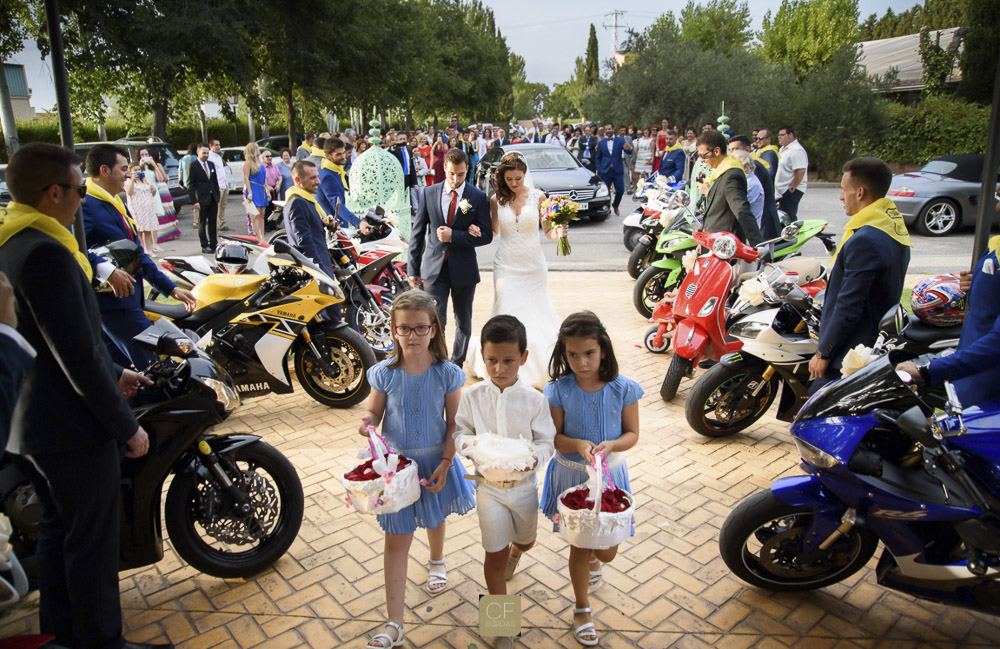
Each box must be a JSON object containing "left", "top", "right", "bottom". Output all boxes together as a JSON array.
[
  {"left": 342, "top": 428, "right": 420, "bottom": 514},
  {"left": 556, "top": 453, "right": 634, "bottom": 549}
]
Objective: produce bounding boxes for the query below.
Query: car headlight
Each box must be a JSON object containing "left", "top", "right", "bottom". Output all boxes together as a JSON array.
[
  {"left": 203, "top": 377, "right": 241, "bottom": 412},
  {"left": 711, "top": 235, "right": 738, "bottom": 259},
  {"left": 596, "top": 184, "right": 609, "bottom": 197},
  {"left": 794, "top": 437, "right": 840, "bottom": 468},
  {"left": 729, "top": 319, "right": 770, "bottom": 339}
]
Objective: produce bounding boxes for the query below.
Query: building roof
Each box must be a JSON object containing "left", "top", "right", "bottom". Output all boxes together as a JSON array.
[
  {"left": 2, "top": 64, "right": 29, "bottom": 97},
  {"left": 857, "top": 27, "right": 962, "bottom": 91}
]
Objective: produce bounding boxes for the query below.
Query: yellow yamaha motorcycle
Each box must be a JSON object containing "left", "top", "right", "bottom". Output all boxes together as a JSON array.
[{"left": 145, "top": 241, "right": 376, "bottom": 408}]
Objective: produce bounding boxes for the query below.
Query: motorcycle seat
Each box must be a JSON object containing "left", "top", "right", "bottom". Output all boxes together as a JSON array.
[
  {"left": 903, "top": 316, "right": 964, "bottom": 344},
  {"left": 145, "top": 301, "right": 192, "bottom": 321}
]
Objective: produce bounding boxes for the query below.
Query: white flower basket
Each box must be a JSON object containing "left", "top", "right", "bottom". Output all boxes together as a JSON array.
[
  {"left": 342, "top": 460, "right": 420, "bottom": 515},
  {"left": 556, "top": 486, "right": 634, "bottom": 550},
  {"left": 457, "top": 433, "right": 536, "bottom": 484}
]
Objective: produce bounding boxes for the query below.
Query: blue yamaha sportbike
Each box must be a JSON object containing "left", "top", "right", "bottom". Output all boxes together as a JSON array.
[{"left": 720, "top": 355, "right": 1000, "bottom": 615}]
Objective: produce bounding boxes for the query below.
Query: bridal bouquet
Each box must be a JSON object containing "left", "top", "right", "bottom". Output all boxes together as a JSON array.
[{"left": 541, "top": 195, "right": 580, "bottom": 256}]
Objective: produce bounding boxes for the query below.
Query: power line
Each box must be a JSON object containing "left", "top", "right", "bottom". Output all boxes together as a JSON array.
[{"left": 602, "top": 10, "right": 628, "bottom": 60}]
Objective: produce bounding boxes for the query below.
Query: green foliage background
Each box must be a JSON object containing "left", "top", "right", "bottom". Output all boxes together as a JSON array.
[{"left": 858, "top": 96, "right": 991, "bottom": 165}]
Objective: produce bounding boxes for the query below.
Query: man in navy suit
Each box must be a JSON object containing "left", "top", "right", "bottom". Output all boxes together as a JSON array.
[
  {"left": 594, "top": 122, "right": 632, "bottom": 215},
  {"left": 657, "top": 129, "right": 685, "bottom": 181},
  {"left": 83, "top": 144, "right": 196, "bottom": 368},
  {"left": 408, "top": 148, "right": 493, "bottom": 365},
  {"left": 0, "top": 271, "right": 33, "bottom": 451},
  {"left": 810, "top": 157, "right": 911, "bottom": 391},
  {"left": 318, "top": 138, "right": 365, "bottom": 230}
]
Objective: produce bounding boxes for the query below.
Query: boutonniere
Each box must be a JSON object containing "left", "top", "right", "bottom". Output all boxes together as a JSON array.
[{"left": 459, "top": 198, "right": 472, "bottom": 214}]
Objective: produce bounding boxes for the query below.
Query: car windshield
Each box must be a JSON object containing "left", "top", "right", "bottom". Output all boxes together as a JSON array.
[
  {"left": 224, "top": 151, "right": 245, "bottom": 163},
  {"left": 517, "top": 148, "right": 581, "bottom": 170},
  {"left": 920, "top": 160, "right": 958, "bottom": 176}
]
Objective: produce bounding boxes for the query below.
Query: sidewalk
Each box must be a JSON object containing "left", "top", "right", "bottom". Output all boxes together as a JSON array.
[{"left": 1, "top": 272, "right": 997, "bottom": 648}]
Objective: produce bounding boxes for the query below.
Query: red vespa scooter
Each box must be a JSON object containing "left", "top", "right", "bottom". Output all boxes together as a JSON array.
[{"left": 659, "top": 230, "right": 759, "bottom": 401}]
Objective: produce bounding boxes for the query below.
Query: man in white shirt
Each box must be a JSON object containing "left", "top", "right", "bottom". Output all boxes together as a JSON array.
[
  {"left": 208, "top": 139, "right": 230, "bottom": 230},
  {"left": 774, "top": 125, "right": 808, "bottom": 220}
]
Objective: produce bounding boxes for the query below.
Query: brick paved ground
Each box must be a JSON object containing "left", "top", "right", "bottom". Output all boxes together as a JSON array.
[{"left": 2, "top": 272, "right": 998, "bottom": 648}]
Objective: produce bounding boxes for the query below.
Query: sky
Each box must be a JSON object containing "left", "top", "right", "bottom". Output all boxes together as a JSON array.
[{"left": 10, "top": 0, "right": 921, "bottom": 112}]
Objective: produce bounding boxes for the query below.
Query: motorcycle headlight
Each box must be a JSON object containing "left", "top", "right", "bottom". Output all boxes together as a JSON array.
[
  {"left": 596, "top": 184, "right": 610, "bottom": 197},
  {"left": 318, "top": 276, "right": 345, "bottom": 300},
  {"left": 729, "top": 319, "right": 770, "bottom": 339},
  {"left": 711, "top": 235, "right": 738, "bottom": 260},
  {"left": 203, "top": 377, "right": 241, "bottom": 412},
  {"left": 794, "top": 437, "right": 840, "bottom": 468}
]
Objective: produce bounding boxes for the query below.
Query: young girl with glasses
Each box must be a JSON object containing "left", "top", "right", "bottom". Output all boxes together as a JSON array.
[{"left": 357, "top": 289, "right": 475, "bottom": 649}]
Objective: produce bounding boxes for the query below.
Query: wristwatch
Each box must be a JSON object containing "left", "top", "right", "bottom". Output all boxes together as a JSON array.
[
  {"left": 816, "top": 352, "right": 830, "bottom": 360},
  {"left": 915, "top": 359, "right": 932, "bottom": 384}
]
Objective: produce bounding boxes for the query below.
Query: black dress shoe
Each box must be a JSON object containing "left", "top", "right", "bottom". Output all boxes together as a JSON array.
[
  {"left": 202, "top": 247, "right": 213, "bottom": 253},
  {"left": 122, "top": 642, "right": 175, "bottom": 649}
]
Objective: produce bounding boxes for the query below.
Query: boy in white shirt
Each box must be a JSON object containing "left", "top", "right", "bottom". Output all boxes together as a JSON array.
[{"left": 455, "top": 316, "right": 556, "bottom": 608}]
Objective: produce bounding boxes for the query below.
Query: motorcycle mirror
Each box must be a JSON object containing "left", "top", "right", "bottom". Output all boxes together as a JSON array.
[
  {"left": 780, "top": 223, "right": 801, "bottom": 241},
  {"left": 156, "top": 332, "right": 198, "bottom": 358},
  {"left": 272, "top": 240, "right": 291, "bottom": 255},
  {"left": 90, "top": 239, "right": 143, "bottom": 293}
]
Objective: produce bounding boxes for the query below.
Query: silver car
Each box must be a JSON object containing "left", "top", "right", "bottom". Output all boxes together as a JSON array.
[{"left": 887, "top": 154, "right": 999, "bottom": 237}]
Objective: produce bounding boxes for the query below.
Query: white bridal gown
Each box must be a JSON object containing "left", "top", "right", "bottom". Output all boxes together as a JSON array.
[{"left": 469, "top": 187, "right": 562, "bottom": 388}]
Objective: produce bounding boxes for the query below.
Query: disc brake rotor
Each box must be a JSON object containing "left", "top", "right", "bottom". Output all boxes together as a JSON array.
[
  {"left": 758, "top": 527, "right": 848, "bottom": 578},
  {"left": 713, "top": 376, "right": 769, "bottom": 423},
  {"left": 305, "top": 341, "right": 359, "bottom": 391},
  {"left": 196, "top": 469, "right": 279, "bottom": 545}
]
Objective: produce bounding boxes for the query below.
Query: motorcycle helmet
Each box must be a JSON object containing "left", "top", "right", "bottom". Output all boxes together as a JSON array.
[
  {"left": 88, "top": 239, "right": 142, "bottom": 293},
  {"left": 214, "top": 243, "right": 249, "bottom": 275},
  {"left": 910, "top": 274, "right": 967, "bottom": 326}
]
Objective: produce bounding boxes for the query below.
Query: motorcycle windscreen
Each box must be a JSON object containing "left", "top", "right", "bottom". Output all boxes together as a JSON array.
[{"left": 795, "top": 356, "right": 921, "bottom": 422}]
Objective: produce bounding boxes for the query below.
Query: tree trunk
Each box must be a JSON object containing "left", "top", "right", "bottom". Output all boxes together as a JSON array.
[
  {"left": 285, "top": 81, "right": 296, "bottom": 146},
  {"left": 151, "top": 101, "right": 168, "bottom": 141},
  {"left": 406, "top": 97, "right": 413, "bottom": 133}
]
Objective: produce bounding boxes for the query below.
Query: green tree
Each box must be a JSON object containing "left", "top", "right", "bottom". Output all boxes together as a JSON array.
[
  {"left": 957, "top": 0, "right": 1000, "bottom": 103},
  {"left": 679, "top": 0, "right": 752, "bottom": 55},
  {"left": 760, "top": 0, "right": 860, "bottom": 75},
  {"left": 919, "top": 26, "right": 961, "bottom": 96},
  {"left": 548, "top": 56, "right": 588, "bottom": 119},
  {"left": 525, "top": 82, "right": 549, "bottom": 117},
  {"left": 585, "top": 24, "right": 600, "bottom": 86},
  {"left": 509, "top": 53, "right": 533, "bottom": 119}
]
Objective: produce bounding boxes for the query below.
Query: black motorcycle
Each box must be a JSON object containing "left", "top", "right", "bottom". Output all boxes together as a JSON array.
[{"left": 0, "top": 319, "right": 304, "bottom": 580}]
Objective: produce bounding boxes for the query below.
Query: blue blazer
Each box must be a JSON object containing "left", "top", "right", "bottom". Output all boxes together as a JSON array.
[
  {"left": 929, "top": 249, "right": 1000, "bottom": 405},
  {"left": 317, "top": 168, "right": 360, "bottom": 228},
  {"left": 818, "top": 226, "right": 910, "bottom": 365},
  {"left": 284, "top": 195, "right": 336, "bottom": 281},
  {"left": 658, "top": 148, "right": 685, "bottom": 180},
  {"left": 595, "top": 136, "right": 627, "bottom": 176},
  {"left": 83, "top": 198, "right": 176, "bottom": 312},
  {"left": 758, "top": 149, "right": 779, "bottom": 180},
  {"left": 0, "top": 332, "right": 33, "bottom": 451}
]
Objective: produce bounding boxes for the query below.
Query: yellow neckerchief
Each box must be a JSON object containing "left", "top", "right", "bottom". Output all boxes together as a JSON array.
[
  {"left": 830, "top": 197, "right": 912, "bottom": 265},
  {"left": 751, "top": 153, "right": 771, "bottom": 170},
  {"left": 758, "top": 144, "right": 780, "bottom": 158},
  {"left": 0, "top": 201, "right": 93, "bottom": 281},
  {"left": 310, "top": 146, "right": 324, "bottom": 157},
  {"left": 987, "top": 235, "right": 1000, "bottom": 255},
  {"left": 709, "top": 156, "right": 743, "bottom": 183},
  {"left": 86, "top": 178, "right": 138, "bottom": 236},
  {"left": 297, "top": 143, "right": 311, "bottom": 154},
  {"left": 284, "top": 186, "right": 329, "bottom": 222},
  {"left": 662, "top": 142, "right": 682, "bottom": 153},
  {"left": 321, "top": 158, "right": 349, "bottom": 190}
]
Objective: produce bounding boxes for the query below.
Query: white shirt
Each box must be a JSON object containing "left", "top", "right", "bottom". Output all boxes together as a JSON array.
[
  {"left": 775, "top": 138, "right": 808, "bottom": 196},
  {"left": 605, "top": 137, "right": 615, "bottom": 155},
  {"left": 454, "top": 377, "right": 556, "bottom": 472},
  {"left": 439, "top": 181, "right": 467, "bottom": 220},
  {"left": 207, "top": 151, "right": 228, "bottom": 189}
]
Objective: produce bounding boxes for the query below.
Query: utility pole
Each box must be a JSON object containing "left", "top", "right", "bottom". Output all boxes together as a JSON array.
[{"left": 603, "top": 10, "right": 626, "bottom": 62}]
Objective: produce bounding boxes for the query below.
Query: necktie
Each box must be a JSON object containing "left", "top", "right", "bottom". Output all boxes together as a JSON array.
[
  {"left": 447, "top": 189, "right": 457, "bottom": 227},
  {"left": 402, "top": 148, "right": 409, "bottom": 174},
  {"left": 203, "top": 161, "right": 210, "bottom": 177}
]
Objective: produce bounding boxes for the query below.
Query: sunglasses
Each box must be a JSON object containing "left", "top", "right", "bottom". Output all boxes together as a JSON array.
[
  {"left": 697, "top": 151, "right": 714, "bottom": 159},
  {"left": 393, "top": 324, "right": 433, "bottom": 337},
  {"left": 755, "top": 136, "right": 766, "bottom": 140},
  {"left": 48, "top": 182, "right": 87, "bottom": 198}
]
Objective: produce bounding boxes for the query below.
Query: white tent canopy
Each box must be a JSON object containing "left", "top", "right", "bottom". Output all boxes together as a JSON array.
[{"left": 858, "top": 27, "right": 963, "bottom": 91}]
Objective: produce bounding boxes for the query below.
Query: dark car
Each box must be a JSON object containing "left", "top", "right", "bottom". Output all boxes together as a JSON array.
[
  {"left": 473, "top": 143, "right": 612, "bottom": 222},
  {"left": 887, "top": 154, "right": 1000, "bottom": 237},
  {"left": 76, "top": 138, "right": 189, "bottom": 208},
  {"left": 256, "top": 135, "right": 303, "bottom": 152}
]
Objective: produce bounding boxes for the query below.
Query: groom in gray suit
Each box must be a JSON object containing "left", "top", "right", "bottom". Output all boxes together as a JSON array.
[{"left": 408, "top": 148, "right": 493, "bottom": 365}]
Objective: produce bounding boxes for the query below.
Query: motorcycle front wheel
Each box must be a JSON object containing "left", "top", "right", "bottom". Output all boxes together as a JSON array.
[
  {"left": 633, "top": 265, "right": 683, "bottom": 319},
  {"left": 627, "top": 240, "right": 657, "bottom": 279},
  {"left": 165, "top": 441, "right": 304, "bottom": 579},
  {"left": 294, "top": 322, "right": 376, "bottom": 408},
  {"left": 351, "top": 301, "right": 394, "bottom": 359},
  {"left": 685, "top": 363, "right": 779, "bottom": 437},
  {"left": 660, "top": 354, "right": 692, "bottom": 401},
  {"left": 267, "top": 229, "right": 288, "bottom": 245},
  {"left": 719, "top": 490, "right": 877, "bottom": 591}
]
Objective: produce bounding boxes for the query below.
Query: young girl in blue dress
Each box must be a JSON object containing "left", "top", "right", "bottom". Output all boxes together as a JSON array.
[
  {"left": 358, "top": 290, "right": 475, "bottom": 649},
  {"left": 539, "top": 311, "right": 642, "bottom": 647}
]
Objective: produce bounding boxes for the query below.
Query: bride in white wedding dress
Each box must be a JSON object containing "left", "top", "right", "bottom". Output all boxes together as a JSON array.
[{"left": 468, "top": 151, "right": 568, "bottom": 387}]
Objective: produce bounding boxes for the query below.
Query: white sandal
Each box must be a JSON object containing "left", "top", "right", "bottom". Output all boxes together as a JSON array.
[
  {"left": 426, "top": 558, "right": 448, "bottom": 595},
  {"left": 366, "top": 621, "right": 405, "bottom": 648},
  {"left": 588, "top": 558, "right": 603, "bottom": 591},
  {"left": 572, "top": 607, "right": 599, "bottom": 646}
]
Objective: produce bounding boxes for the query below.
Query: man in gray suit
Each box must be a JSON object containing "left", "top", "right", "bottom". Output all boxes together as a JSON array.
[{"left": 408, "top": 148, "right": 493, "bottom": 365}]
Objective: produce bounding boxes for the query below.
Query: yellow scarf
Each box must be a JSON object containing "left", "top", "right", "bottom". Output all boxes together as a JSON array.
[
  {"left": 284, "top": 187, "right": 329, "bottom": 222},
  {"left": 830, "top": 197, "right": 912, "bottom": 265},
  {"left": 310, "top": 146, "right": 325, "bottom": 157},
  {"left": 751, "top": 153, "right": 771, "bottom": 170},
  {"left": 321, "top": 159, "right": 349, "bottom": 190},
  {"left": 988, "top": 235, "right": 1000, "bottom": 255},
  {"left": 758, "top": 144, "right": 780, "bottom": 159},
  {"left": 663, "top": 143, "right": 682, "bottom": 153},
  {"left": 0, "top": 202, "right": 93, "bottom": 281},
  {"left": 709, "top": 156, "right": 743, "bottom": 183},
  {"left": 85, "top": 178, "right": 138, "bottom": 236}
]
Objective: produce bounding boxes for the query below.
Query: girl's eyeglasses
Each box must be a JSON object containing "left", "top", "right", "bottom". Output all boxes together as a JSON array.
[{"left": 393, "top": 324, "right": 433, "bottom": 336}]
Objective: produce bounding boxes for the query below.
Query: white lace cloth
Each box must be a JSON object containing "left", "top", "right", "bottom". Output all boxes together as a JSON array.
[{"left": 468, "top": 187, "right": 562, "bottom": 387}]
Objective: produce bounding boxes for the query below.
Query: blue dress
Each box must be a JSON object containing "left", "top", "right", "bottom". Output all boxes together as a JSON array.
[
  {"left": 367, "top": 359, "right": 476, "bottom": 534},
  {"left": 276, "top": 161, "right": 294, "bottom": 200},
  {"left": 247, "top": 165, "right": 269, "bottom": 207},
  {"left": 540, "top": 374, "right": 643, "bottom": 534}
]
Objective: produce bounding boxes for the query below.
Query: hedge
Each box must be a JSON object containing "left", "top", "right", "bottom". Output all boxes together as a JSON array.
[{"left": 859, "top": 95, "right": 991, "bottom": 166}]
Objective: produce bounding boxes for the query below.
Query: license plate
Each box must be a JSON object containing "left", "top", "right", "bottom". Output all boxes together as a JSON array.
[{"left": 577, "top": 202, "right": 588, "bottom": 210}]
